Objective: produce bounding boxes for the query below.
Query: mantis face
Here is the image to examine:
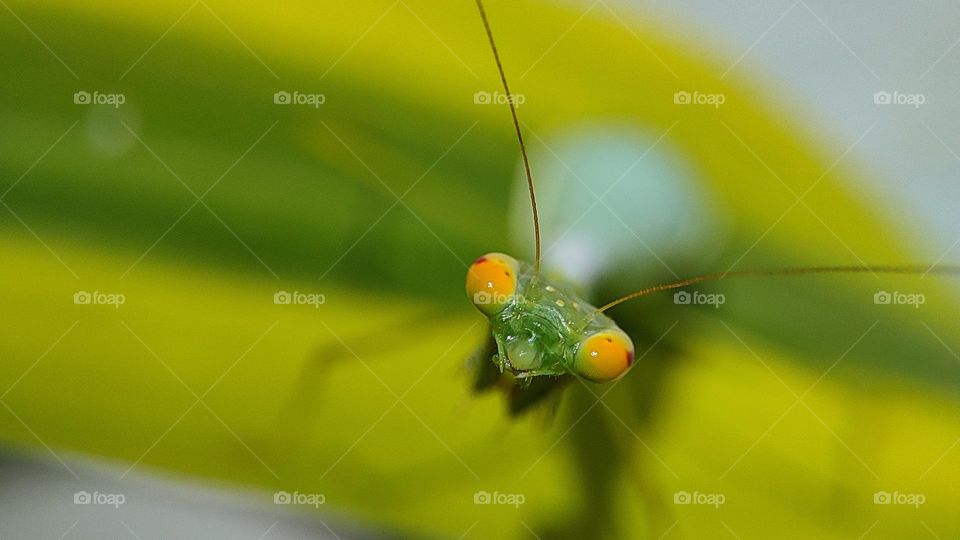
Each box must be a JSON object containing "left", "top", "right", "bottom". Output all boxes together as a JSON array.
[{"left": 466, "top": 252, "right": 635, "bottom": 383}]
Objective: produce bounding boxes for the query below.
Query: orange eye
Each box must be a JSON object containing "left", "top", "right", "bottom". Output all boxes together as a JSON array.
[
  {"left": 466, "top": 252, "right": 519, "bottom": 316},
  {"left": 574, "top": 329, "right": 635, "bottom": 382}
]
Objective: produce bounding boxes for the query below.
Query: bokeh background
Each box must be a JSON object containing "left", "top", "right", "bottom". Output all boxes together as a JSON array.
[{"left": 1, "top": 0, "right": 958, "bottom": 538}]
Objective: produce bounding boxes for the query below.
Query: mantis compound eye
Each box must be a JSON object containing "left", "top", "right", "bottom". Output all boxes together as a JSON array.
[
  {"left": 574, "top": 329, "right": 635, "bottom": 382},
  {"left": 466, "top": 252, "right": 520, "bottom": 316}
]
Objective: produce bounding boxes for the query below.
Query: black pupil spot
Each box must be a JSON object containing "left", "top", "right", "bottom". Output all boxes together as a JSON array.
[{"left": 605, "top": 338, "right": 613, "bottom": 342}]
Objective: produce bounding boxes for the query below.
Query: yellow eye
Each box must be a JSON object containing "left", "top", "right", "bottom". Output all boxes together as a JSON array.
[
  {"left": 466, "top": 252, "right": 519, "bottom": 315},
  {"left": 574, "top": 329, "right": 635, "bottom": 382}
]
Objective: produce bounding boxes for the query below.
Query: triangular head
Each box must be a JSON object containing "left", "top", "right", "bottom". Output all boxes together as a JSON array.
[{"left": 466, "top": 252, "right": 635, "bottom": 384}]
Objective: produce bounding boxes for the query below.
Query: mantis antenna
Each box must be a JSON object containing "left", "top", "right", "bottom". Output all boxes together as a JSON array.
[
  {"left": 599, "top": 264, "right": 960, "bottom": 312},
  {"left": 475, "top": 0, "right": 541, "bottom": 272}
]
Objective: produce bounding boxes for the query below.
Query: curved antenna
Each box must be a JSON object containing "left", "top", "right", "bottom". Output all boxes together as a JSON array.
[
  {"left": 475, "top": 0, "right": 541, "bottom": 271},
  {"left": 598, "top": 264, "right": 960, "bottom": 312}
]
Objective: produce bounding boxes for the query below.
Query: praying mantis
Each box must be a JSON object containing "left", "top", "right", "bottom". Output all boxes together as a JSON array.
[{"left": 465, "top": 0, "right": 960, "bottom": 416}]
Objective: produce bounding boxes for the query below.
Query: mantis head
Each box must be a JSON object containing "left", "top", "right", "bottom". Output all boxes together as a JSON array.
[{"left": 466, "top": 252, "right": 635, "bottom": 383}]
